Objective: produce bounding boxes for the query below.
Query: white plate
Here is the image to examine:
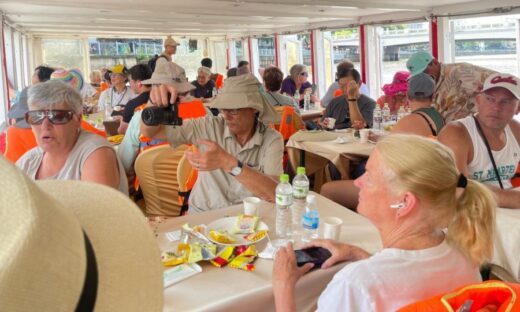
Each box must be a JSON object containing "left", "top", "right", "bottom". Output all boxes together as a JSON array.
[{"left": 206, "top": 216, "right": 269, "bottom": 246}]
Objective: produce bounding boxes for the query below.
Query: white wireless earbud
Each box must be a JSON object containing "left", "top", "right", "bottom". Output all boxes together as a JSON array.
[{"left": 390, "top": 202, "right": 405, "bottom": 209}]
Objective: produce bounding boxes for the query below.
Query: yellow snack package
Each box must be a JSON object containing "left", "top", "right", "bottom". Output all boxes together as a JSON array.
[
  {"left": 229, "top": 245, "right": 258, "bottom": 272},
  {"left": 161, "top": 251, "right": 185, "bottom": 267},
  {"left": 234, "top": 214, "right": 259, "bottom": 234},
  {"left": 208, "top": 230, "right": 236, "bottom": 244},
  {"left": 210, "top": 246, "right": 235, "bottom": 267},
  {"left": 243, "top": 230, "right": 267, "bottom": 243}
]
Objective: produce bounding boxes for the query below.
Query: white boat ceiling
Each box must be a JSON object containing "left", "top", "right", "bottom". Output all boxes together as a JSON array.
[{"left": 0, "top": 0, "right": 519, "bottom": 38}]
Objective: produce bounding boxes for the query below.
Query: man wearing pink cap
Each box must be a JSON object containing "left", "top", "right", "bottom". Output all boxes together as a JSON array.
[{"left": 439, "top": 73, "right": 520, "bottom": 209}]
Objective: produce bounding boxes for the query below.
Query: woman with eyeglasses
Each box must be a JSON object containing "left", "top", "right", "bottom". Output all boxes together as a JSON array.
[
  {"left": 16, "top": 80, "right": 128, "bottom": 194},
  {"left": 280, "top": 64, "right": 319, "bottom": 105}
]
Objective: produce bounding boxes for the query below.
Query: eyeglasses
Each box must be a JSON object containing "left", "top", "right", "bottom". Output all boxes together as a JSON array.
[
  {"left": 220, "top": 108, "right": 243, "bottom": 115},
  {"left": 25, "top": 110, "right": 75, "bottom": 125},
  {"left": 299, "top": 72, "right": 308, "bottom": 77}
]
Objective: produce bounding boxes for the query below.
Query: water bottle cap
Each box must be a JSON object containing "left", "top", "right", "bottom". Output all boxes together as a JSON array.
[
  {"left": 280, "top": 173, "right": 289, "bottom": 183},
  {"left": 306, "top": 194, "right": 316, "bottom": 204},
  {"left": 296, "top": 167, "right": 306, "bottom": 175}
]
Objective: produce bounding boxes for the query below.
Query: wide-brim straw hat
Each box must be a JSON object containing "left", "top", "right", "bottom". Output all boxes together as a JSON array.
[
  {"left": 209, "top": 74, "right": 280, "bottom": 124},
  {"left": 0, "top": 156, "right": 163, "bottom": 312},
  {"left": 141, "top": 62, "right": 195, "bottom": 94}
]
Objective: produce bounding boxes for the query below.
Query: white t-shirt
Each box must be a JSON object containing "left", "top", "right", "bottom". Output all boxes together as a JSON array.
[{"left": 317, "top": 240, "right": 481, "bottom": 311}]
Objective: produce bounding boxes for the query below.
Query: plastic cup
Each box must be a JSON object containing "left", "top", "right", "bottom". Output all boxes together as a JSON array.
[
  {"left": 243, "top": 197, "right": 261, "bottom": 216},
  {"left": 359, "top": 129, "right": 370, "bottom": 143},
  {"left": 327, "top": 117, "right": 336, "bottom": 129},
  {"left": 322, "top": 217, "right": 343, "bottom": 240}
]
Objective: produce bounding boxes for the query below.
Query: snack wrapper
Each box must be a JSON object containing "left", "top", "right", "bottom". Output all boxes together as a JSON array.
[
  {"left": 178, "top": 242, "right": 217, "bottom": 264},
  {"left": 161, "top": 251, "right": 185, "bottom": 267},
  {"left": 229, "top": 245, "right": 257, "bottom": 271},
  {"left": 210, "top": 246, "right": 235, "bottom": 267},
  {"left": 243, "top": 230, "right": 267, "bottom": 243},
  {"left": 234, "top": 214, "right": 259, "bottom": 234},
  {"left": 208, "top": 230, "right": 236, "bottom": 244}
]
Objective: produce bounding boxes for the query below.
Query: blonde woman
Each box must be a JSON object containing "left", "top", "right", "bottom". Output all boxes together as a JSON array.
[{"left": 273, "top": 134, "right": 495, "bottom": 311}]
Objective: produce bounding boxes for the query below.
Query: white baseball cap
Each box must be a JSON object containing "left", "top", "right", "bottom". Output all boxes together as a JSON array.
[{"left": 481, "top": 73, "right": 520, "bottom": 100}]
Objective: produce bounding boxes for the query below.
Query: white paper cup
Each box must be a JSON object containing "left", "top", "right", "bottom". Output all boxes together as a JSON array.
[
  {"left": 327, "top": 117, "right": 336, "bottom": 129},
  {"left": 322, "top": 217, "right": 343, "bottom": 240},
  {"left": 359, "top": 129, "right": 370, "bottom": 143},
  {"left": 243, "top": 197, "right": 261, "bottom": 216}
]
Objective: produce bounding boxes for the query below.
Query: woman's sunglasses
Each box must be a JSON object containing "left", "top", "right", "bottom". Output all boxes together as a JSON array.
[
  {"left": 299, "top": 72, "right": 308, "bottom": 77},
  {"left": 25, "top": 110, "right": 75, "bottom": 125}
]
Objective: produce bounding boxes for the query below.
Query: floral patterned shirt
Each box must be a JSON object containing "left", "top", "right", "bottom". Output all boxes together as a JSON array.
[{"left": 433, "top": 63, "right": 495, "bottom": 123}]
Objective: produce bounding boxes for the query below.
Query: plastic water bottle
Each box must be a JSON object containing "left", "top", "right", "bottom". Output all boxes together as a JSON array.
[
  {"left": 104, "top": 94, "right": 112, "bottom": 120},
  {"left": 382, "top": 103, "right": 391, "bottom": 129},
  {"left": 291, "top": 167, "right": 309, "bottom": 230},
  {"left": 303, "top": 91, "right": 310, "bottom": 111},
  {"left": 302, "top": 194, "right": 319, "bottom": 242},
  {"left": 212, "top": 86, "right": 218, "bottom": 97},
  {"left": 397, "top": 106, "right": 406, "bottom": 121},
  {"left": 275, "top": 174, "right": 293, "bottom": 241},
  {"left": 294, "top": 90, "right": 300, "bottom": 105},
  {"left": 373, "top": 105, "right": 382, "bottom": 130}
]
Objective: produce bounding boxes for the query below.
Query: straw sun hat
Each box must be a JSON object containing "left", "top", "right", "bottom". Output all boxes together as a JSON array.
[
  {"left": 210, "top": 74, "right": 280, "bottom": 124},
  {"left": 0, "top": 156, "right": 163, "bottom": 311}
]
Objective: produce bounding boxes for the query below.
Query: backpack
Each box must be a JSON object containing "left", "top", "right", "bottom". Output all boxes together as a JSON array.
[{"left": 147, "top": 54, "right": 167, "bottom": 73}]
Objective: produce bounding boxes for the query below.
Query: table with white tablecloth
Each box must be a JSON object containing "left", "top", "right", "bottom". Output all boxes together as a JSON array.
[
  {"left": 157, "top": 193, "right": 382, "bottom": 312},
  {"left": 286, "top": 130, "right": 375, "bottom": 179},
  {"left": 300, "top": 107, "right": 323, "bottom": 122},
  {"left": 492, "top": 190, "right": 520, "bottom": 281}
]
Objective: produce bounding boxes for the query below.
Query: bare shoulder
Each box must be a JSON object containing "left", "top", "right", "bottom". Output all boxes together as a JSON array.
[
  {"left": 438, "top": 120, "right": 470, "bottom": 145},
  {"left": 509, "top": 119, "right": 520, "bottom": 143},
  {"left": 391, "top": 114, "right": 430, "bottom": 136}
]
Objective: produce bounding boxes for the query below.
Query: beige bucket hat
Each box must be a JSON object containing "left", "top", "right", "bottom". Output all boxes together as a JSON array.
[
  {"left": 163, "top": 35, "right": 180, "bottom": 47},
  {"left": 210, "top": 74, "right": 280, "bottom": 124},
  {"left": 0, "top": 156, "right": 163, "bottom": 312},
  {"left": 141, "top": 62, "right": 195, "bottom": 93}
]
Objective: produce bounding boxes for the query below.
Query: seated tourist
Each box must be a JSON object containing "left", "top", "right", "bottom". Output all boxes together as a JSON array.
[
  {"left": 321, "top": 73, "right": 444, "bottom": 209},
  {"left": 273, "top": 134, "right": 495, "bottom": 311},
  {"left": 118, "top": 62, "right": 208, "bottom": 175},
  {"left": 281, "top": 64, "right": 318, "bottom": 104},
  {"left": 0, "top": 156, "right": 163, "bottom": 311},
  {"left": 262, "top": 66, "right": 299, "bottom": 113},
  {"left": 321, "top": 60, "right": 370, "bottom": 108},
  {"left": 320, "top": 68, "right": 375, "bottom": 130},
  {"left": 439, "top": 72, "right": 520, "bottom": 209},
  {"left": 97, "top": 64, "right": 136, "bottom": 118},
  {"left": 141, "top": 72, "right": 283, "bottom": 213},
  {"left": 16, "top": 80, "right": 128, "bottom": 194},
  {"left": 119, "top": 64, "right": 152, "bottom": 134},
  {"left": 376, "top": 71, "right": 409, "bottom": 114}
]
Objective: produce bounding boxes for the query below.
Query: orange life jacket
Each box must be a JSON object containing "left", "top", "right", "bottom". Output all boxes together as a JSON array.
[
  {"left": 215, "top": 73, "right": 224, "bottom": 90},
  {"left": 512, "top": 162, "right": 520, "bottom": 188},
  {"left": 398, "top": 280, "right": 520, "bottom": 312}
]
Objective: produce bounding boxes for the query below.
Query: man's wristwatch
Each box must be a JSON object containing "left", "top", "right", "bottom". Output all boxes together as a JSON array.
[{"left": 229, "top": 160, "right": 243, "bottom": 177}]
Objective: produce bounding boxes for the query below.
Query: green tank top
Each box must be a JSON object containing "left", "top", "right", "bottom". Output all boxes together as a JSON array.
[{"left": 412, "top": 107, "right": 445, "bottom": 136}]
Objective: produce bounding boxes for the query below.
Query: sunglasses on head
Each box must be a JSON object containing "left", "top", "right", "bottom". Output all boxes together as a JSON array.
[{"left": 25, "top": 110, "right": 75, "bottom": 125}]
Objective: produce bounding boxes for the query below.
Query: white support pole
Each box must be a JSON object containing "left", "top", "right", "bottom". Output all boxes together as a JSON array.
[
  {"left": 250, "top": 38, "right": 260, "bottom": 80},
  {"left": 227, "top": 40, "right": 237, "bottom": 68},
  {"left": 312, "top": 29, "right": 326, "bottom": 98},
  {"left": 516, "top": 19, "right": 520, "bottom": 76},
  {"left": 365, "top": 25, "right": 381, "bottom": 99}
]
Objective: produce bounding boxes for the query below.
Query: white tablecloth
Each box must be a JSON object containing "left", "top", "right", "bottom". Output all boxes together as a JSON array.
[
  {"left": 492, "top": 206, "right": 520, "bottom": 281},
  {"left": 157, "top": 193, "right": 382, "bottom": 311}
]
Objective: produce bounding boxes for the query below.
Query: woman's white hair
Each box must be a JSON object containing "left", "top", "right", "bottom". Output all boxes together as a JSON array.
[{"left": 28, "top": 80, "right": 83, "bottom": 114}]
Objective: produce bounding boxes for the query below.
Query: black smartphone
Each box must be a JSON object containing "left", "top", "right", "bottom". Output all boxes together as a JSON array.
[{"left": 294, "top": 247, "right": 332, "bottom": 268}]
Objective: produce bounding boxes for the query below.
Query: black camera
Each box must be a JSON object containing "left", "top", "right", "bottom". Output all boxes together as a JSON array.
[{"left": 141, "top": 97, "right": 183, "bottom": 126}]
